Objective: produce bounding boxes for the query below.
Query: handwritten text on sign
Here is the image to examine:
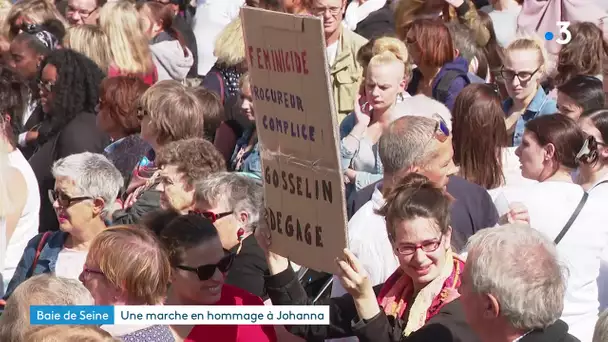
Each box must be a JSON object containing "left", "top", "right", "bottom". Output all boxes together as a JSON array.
[{"left": 242, "top": 7, "right": 347, "bottom": 274}]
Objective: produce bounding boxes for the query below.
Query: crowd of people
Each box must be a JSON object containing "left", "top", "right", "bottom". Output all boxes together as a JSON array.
[{"left": 0, "top": 0, "right": 606, "bottom": 341}]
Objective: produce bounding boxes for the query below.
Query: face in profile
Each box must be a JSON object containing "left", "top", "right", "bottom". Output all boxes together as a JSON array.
[
  {"left": 557, "top": 91, "right": 583, "bottom": 121},
  {"left": 51, "top": 176, "right": 98, "bottom": 233},
  {"left": 515, "top": 130, "right": 549, "bottom": 181},
  {"left": 240, "top": 84, "right": 255, "bottom": 123},
  {"left": 391, "top": 217, "right": 451, "bottom": 287},
  {"left": 415, "top": 135, "right": 458, "bottom": 189},
  {"left": 8, "top": 38, "right": 41, "bottom": 81},
  {"left": 79, "top": 256, "right": 119, "bottom": 305},
  {"left": 39, "top": 64, "right": 58, "bottom": 114},
  {"left": 158, "top": 164, "right": 195, "bottom": 213},
  {"left": 502, "top": 49, "right": 543, "bottom": 103}
]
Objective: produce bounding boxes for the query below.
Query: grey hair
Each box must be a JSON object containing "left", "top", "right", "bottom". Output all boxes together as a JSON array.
[
  {"left": 464, "top": 223, "right": 568, "bottom": 330},
  {"left": 51, "top": 152, "right": 123, "bottom": 214},
  {"left": 0, "top": 274, "right": 94, "bottom": 341},
  {"left": 379, "top": 115, "right": 439, "bottom": 175},
  {"left": 594, "top": 310, "right": 608, "bottom": 342},
  {"left": 194, "top": 172, "right": 263, "bottom": 233},
  {"left": 445, "top": 22, "right": 478, "bottom": 65}
]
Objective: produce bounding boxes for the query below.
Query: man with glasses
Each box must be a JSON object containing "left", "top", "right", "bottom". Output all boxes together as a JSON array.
[
  {"left": 66, "top": 0, "right": 105, "bottom": 25},
  {"left": 330, "top": 111, "right": 499, "bottom": 307},
  {"left": 311, "top": 0, "right": 367, "bottom": 122}
]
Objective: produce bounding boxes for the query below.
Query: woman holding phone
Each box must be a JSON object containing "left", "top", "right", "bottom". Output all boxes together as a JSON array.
[{"left": 340, "top": 37, "right": 412, "bottom": 198}]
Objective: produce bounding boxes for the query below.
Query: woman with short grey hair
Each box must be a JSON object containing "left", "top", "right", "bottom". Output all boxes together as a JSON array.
[
  {"left": 192, "top": 172, "right": 268, "bottom": 299},
  {"left": 3, "top": 152, "right": 123, "bottom": 300}
]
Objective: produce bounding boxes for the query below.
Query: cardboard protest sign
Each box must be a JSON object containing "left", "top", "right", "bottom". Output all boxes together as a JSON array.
[{"left": 241, "top": 7, "right": 347, "bottom": 274}]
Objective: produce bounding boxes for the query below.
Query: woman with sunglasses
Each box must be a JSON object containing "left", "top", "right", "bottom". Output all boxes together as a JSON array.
[
  {"left": 4, "top": 152, "right": 123, "bottom": 301},
  {"left": 495, "top": 114, "right": 608, "bottom": 342},
  {"left": 80, "top": 225, "right": 174, "bottom": 341},
  {"left": 28, "top": 49, "right": 110, "bottom": 233},
  {"left": 256, "top": 172, "right": 477, "bottom": 341},
  {"left": 160, "top": 213, "right": 277, "bottom": 342},
  {"left": 501, "top": 37, "right": 557, "bottom": 147}
]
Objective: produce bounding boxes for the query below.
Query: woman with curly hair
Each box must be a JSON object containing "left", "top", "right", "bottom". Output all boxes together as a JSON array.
[{"left": 29, "top": 49, "right": 110, "bottom": 233}]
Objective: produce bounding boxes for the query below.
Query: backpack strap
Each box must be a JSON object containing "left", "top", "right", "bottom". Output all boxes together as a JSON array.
[
  {"left": 214, "top": 71, "right": 225, "bottom": 105},
  {"left": 434, "top": 70, "right": 470, "bottom": 104},
  {"left": 554, "top": 192, "right": 588, "bottom": 245},
  {"left": 26, "top": 231, "right": 52, "bottom": 279}
]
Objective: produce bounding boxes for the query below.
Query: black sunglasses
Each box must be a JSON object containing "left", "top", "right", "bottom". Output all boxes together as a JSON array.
[
  {"left": 48, "top": 189, "right": 92, "bottom": 208},
  {"left": 176, "top": 253, "right": 235, "bottom": 281}
]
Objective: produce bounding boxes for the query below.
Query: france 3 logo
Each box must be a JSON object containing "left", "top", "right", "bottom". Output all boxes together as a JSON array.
[{"left": 544, "top": 22, "right": 572, "bottom": 45}]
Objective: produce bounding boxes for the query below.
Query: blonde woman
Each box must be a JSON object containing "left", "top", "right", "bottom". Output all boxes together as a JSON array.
[
  {"left": 394, "top": 0, "right": 489, "bottom": 47},
  {"left": 3, "top": 0, "right": 67, "bottom": 40},
  {"left": 340, "top": 37, "right": 412, "bottom": 196},
  {"left": 99, "top": 1, "right": 157, "bottom": 85},
  {"left": 501, "top": 36, "right": 557, "bottom": 147},
  {"left": 63, "top": 25, "right": 112, "bottom": 72}
]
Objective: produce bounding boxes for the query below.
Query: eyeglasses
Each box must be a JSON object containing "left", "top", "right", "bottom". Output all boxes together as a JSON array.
[
  {"left": 395, "top": 237, "right": 443, "bottom": 256},
  {"left": 189, "top": 209, "right": 234, "bottom": 223},
  {"left": 136, "top": 106, "right": 149, "bottom": 120},
  {"left": 176, "top": 253, "right": 235, "bottom": 281},
  {"left": 66, "top": 6, "right": 99, "bottom": 19},
  {"left": 48, "top": 189, "right": 92, "bottom": 208},
  {"left": 500, "top": 66, "right": 541, "bottom": 83},
  {"left": 82, "top": 266, "right": 105, "bottom": 278},
  {"left": 38, "top": 79, "right": 55, "bottom": 93},
  {"left": 311, "top": 6, "right": 342, "bottom": 16}
]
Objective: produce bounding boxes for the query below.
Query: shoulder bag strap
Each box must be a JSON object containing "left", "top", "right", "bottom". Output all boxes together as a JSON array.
[
  {"left": 554, "top": 192, "right": 588, "bottom": 245},
  {"left": 26, "top": 231, "right": 52, "bottom": 278}
]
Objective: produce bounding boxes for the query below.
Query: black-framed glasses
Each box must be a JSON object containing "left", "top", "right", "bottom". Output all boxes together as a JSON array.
[
  {"left": 500, "top": 66, "right": 541, "bottom": 83},
  {"left": 48, "top": 189, "right": 92, "bottom": 208},
  {"left": 189, "top": 209, "right": 234, "bottom": 223},
  {"left": 395, "top": 236, "right": 443, "bottom": 256},
  {"left": 177, "top": 253, "right": 235, "bottom": 281},
  {"left": 66, "top": 6, "right": 99, "bottom": 19},
  {"left": 431, "top": 113, "right": 450, "bottom": 143},
  {"left": 38, "top": 79, "right": 55, "bottom": 93}
]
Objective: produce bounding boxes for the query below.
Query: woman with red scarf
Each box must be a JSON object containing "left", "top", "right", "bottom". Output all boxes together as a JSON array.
[{"left": 257, "top": 173, "right": 478, "bottom": 342}]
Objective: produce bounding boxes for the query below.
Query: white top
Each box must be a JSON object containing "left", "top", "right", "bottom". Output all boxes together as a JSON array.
[
  {"left": 326, "top": 41, "right": 339, "bottom": 67},
  {"left": 487, "top": 147, "right": 537, "bottom": 202},
  {"left": 5, "top": 150, "right": 40, "bottom": 291},
  {"left": 0, "top": 218, "right": 5, "bottom": 296},
  {"left": 343, "top": 0, "right": 386, "bottom": 31},
  {"left": 500, "top": 181, "right": 608, "bottom": 342},
  {"left": 588, "top": 175, "right": 608, "bottom": 312},
  {"left": 481, "top": 4, "right": 522, "bottom": 47},
  {"left": 329, "top": 184, "right": 397, "bottom": 342},
  {"left": 192, "top": 0, "right": 244, "bottom": 76},
  {"left": 54, "top": 248, "right": 88, "bottom": 280}
]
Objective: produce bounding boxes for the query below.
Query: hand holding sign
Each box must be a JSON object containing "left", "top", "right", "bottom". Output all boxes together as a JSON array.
[
  {"left": 336, "top": 249, "right": 379, "bottom": 320},
  {"left": 255, "top": 214, "right": 290, "bottom": 276}
]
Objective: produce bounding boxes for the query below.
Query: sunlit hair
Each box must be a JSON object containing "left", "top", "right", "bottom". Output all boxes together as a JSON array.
[
  {"left": 25, "top": 325, "right": 117, "bottom": 342},
  {"left": 375, "top": 173, "right": 452, "bottom": 242},
  {"left": 594, "top": 310, "right": 608, "bottom": 342},
  {"left": 367, "top": 36, "right": 412, "bottom": 82},
  {"left": 99, "top": 1, "right": 153, "bottom": 74},
  {"left": 556, "top": 22, "right": 608, "bottom": 86},
  {"left": 63, "top": 25, "right": 112, "bottom": 72},
  {"left": 3, "top": 0, "right": 67, "bottom": 39},
  {"left": 99, "top": 76, "right": 150, "bottom": 136},
  {"left": 476, "top": 11, "right": 503, "bottom": 75},
  {"left": 452, "top": 84, "right": 507, "bottom": 189},
  {"left": 87, "top": 225, "right": 171, "bottom": 305},
  {"left": 137, "top": 2, "right": 189, "bottom": 57},
  {"left": 504, "top": 36, "right": 548, "bottom": 74},
  {"left": 214, "top": 16, "right": 245, "bottom": 67},
  {"left": 404, "top": 19, "right": 455, "bottom": 68}
]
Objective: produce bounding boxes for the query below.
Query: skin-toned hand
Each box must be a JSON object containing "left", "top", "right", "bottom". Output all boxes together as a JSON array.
[
  {"left": 336, "top": 249, "right": 380, "bottom": 319},
  {"left": 25, "top": 130, "right": 39, "bottom": 142},
  {"left": 499, "top": 202, "right": 530, "bottom": 225},
  {"left": 354, "top": 92, "right": 371, "bottom": 127},
  {"left": 254, "top": 214, "right": 290, "bottom": 275}
]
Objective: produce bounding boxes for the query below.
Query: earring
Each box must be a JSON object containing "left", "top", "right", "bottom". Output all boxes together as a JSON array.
[{"left": 237, "top": 228, "right": 245, "bottom": 242}]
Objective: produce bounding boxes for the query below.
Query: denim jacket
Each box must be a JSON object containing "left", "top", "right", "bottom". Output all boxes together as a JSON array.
[
  {"left": 4, "top": 231, "right": 68, "bottom": 300},
  {"left": 503, "top": 86, "right": 558, "bottom": 146},
  {"left": 230, "top": 128, "right": 262, "bottom": 180}
]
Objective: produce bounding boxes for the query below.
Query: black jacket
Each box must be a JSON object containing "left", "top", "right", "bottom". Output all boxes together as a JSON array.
[
  {"left": 354, "top": 2, "right": 395, "bottom": 40},
  {"left": 29, "top": 112, "right": 110, "bottom": 232},
  {"left": 266, "top": 266, "right": 479, "bottom": 342},
  {"left": 225, "top": 234, "right": 269, "bottom": 300},
  {"left": 520, "top": 320, "right": 580, "bottom": 342}
]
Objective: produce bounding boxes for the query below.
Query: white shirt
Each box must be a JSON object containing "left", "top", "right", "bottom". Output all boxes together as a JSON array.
[
  {"left": 481, "top": 4, "right": 521, "bottom": 47},
  {"left": 326, "top": 41, "right": 339, "bottom": 67},
  {"left": 192, "top": 0, "right": 244, "bottom": 76},
  {"left": 343, "top": 0, "right": 386, "bottom": 31},
  {"left": 5, "top": 150, "right": 40, "bottom": 292},
  {"left": 54, "top": 248, "right": 88, "bottom": 280},
  {"left": 588, "top": 175, "right": 608, "bottom": 312},
  {"left": 500, "top": 181, "right": 608, "bottom": 342}
]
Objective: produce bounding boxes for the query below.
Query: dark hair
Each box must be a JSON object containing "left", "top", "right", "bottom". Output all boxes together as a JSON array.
[
  {"left": 138, "top": 2, "right": 189, "bottom": 57},
  {"left": 14, "top": 19, "right": 66, "bottom": 56},
  {"left": 452, "top": 84, "right": 507, "bottom": 189},
  {"left": 375, "top": 173, "right": 452, "bottom": 241},
  {"left": 246, "top": 0, "right": 283, "bottom": 11},
  {"left": 190, "top": 87, "right": 224, "bottom": 141},
  {"left": 160, "top": 213, "right": 219, "bottom": 266},
  {"left": 0, "top": 67, "right": 29, "bottom": 147},
  {"left": 38, "top": 49, "right": 105, "bottom": 143},
  {"left": 155, "top": 138, "right": 227, "bottom": 185},
  {"left": 557, "top": 75, "right": 605, "bottom": 114},
  {"left": 356, "top": 38, "right": 377, "bottom": 71},
  {"left": 99, "top": 76, "right": 150, "bottom": 136},
  {"left": 556, "top": 22, "right": 608, "bottom": 86},
  {"left": 581, "top": 109, "right": 608, "bottom": 144},
  {"left": 404, "top": 19, "right": 455, "bottom": 68},
  {"left": 525, "top": 115, "right": 586, "bottom": 170},
  {"left": 141, "top": 209, "right": 181, "bottom": 236}
]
